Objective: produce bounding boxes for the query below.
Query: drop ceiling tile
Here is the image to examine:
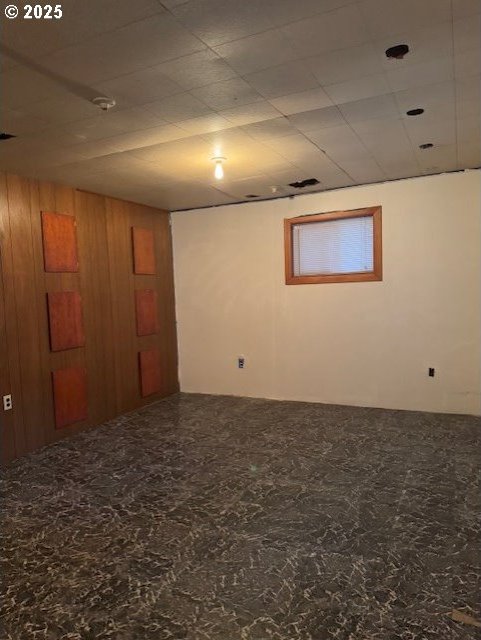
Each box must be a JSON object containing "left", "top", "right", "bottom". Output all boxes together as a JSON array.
[
  {"left": 376, "top": 22, "right": 453, "bottom": 71},
  {"left": 171, "top": 0, "right": 358, "bottom": 48},
  {"left": 455, "top": 50, "right": 481, "bottom": 79},
  {"left": 0, "top": 108, "right": 51, "bottom": 135},
  {"left": 241, "top": 117, "right": 298, "bottom": 141},
  {"left": 319, "top": 174, "right": 356, "bottom": 190},
  {"left": 307, "top": 43, "right": 383, "bottom": 86},
  {"left": 41, "top": 14, "right": 206, "bottom": 84},
  {"left": 281, "top": 4, "right": 371, "bottom": 57},
  {"left": 1, "top": 0, "right": 164, "bottom": 57},
  {"left": 219, "top": 102, "right": 281, "bottom": 126},
  {"left": 457, "top": 141, "right": 481, "bottom": 168},
  {"left": 176, "top": 114, "right": 237, "bottom": 135},
  {"left": 214, "top": 175, "right": 276, "bottom": 199},
  {"left": 454, "top": 16, "right": 481, "bottom": 54},
  {"left": 393, "top": 81, "right": 456, "bottom": 119},
  {"left": 244, "top": 62, "right": 319, "bottom": 100},
  {"left": 144, "top": 93, "right": 213, "bottom": 123},
  {"left": 452, "top": 0, "right": 481, "bottom": 19},
  {"left": 2, "top": 65, "right": 66, "bottom": 109},
  {"left": 154, "top": 50, "right": 237, "bottom": 90},
  {"left": 324, "top": 73, "right": 391, "bottom": 105},
  {"left": 86, "top": 106, "right": 168, "bottom": 134},
  {"left": 94, "top": 125, "right": 190, "bottom": 153},
  {"left": 456, "top": 99, "right": 480, "bottom": 121},
  {"left": 96, "top": 69, "right": 184, "bottom": 107},
  {"left": 456, "top": 77, "right": 481, "bottom": 103},
  {"left": 159, "top": 182, "right": 235, "bottom": 210},
  {"left": 127, "top": 135, "right": 209, "bottom": 164},
  {"left": 269, "top": 88, "right": 333, "bottom": 116},
  {"left": 336, "top": 157, "right": 386, "bottom": 183},
  {"left": 191, "top": 78, "right": 263, "bottom": 111},
  {"left": 414, "top": 144, "right": 458, "bottom": 171},
  {"left": 338, "top": 94, "right": 399, "bottom": 123},
  {"left": 68, "top": 139, "right": 131, "bottom": 160},
  {"left": 213, "top": 29, "right": 301, "bottom": 76},
  {"left": 262, "top": 133, "right": 350, "bottom": 182},
  {"left": 350, "top": 119, "right": 414, "bottom": 154},
  {"left": 305, "top": 125, "right": 369, "bottom": 160},
  {"left": 369, "top": 148, "right": 418, "bottom": 172},
  {"left": 457, "top": 116, "right": 481, "bottom": 144},
  {"left": 358, "top": 0, "right": 451, "bottom": 39},
  {"left": 20, "top": 95, "right": 102, "bottom": 126},
  {"left": 288, "top": 106, "right": 345, "bottom": 132},
  {"left": 169, "top": 0, "right": 279, "bottom": 46},
  {"left": 51, "top": 108, "right": 168, "bottom": 146},
  {"left": 404, "top": 118, "right": 457, "bottom": 147},
  {"left": 386, "top": 58, "right": 453, "bottom": 92}
]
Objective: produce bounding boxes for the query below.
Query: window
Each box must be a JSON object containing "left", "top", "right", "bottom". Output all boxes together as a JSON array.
[{"left": 284, "top": 206, "right": 382, "bottom": 285}]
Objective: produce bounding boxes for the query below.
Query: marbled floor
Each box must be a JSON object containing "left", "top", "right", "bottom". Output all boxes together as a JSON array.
[{"left": 2, "top": 393, "right": 481, "bottom": 640}]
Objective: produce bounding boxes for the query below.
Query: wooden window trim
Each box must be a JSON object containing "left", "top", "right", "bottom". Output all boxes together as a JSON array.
[{"left": 284, "top": 206, "right": 382, "bottom": 285}]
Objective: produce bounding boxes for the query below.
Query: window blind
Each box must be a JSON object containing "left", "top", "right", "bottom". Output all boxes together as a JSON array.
[{"left": 292, "top": 215, "right": 374, "bottom": 276}]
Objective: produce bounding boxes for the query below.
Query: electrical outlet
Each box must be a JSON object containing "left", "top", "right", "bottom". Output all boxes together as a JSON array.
[
  {"left": 238, "top": 356, "right": 245, "bottom": 369},
  {"left": 3, "top": 394, "right": 12, "bottom": 411}
]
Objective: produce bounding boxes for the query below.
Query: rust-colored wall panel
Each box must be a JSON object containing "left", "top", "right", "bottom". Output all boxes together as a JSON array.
[
  {"left": 1, "top": 172, "right": 178, "bottom": 462},
  {"left": 135, "top": 289, "right": 158, "bottom": 336},
  {"left": 47, "top": 291, "right": 85, "bottom": 351},
  {"left": 132, "top": 227, "right": 156, "bottom": 274},
  {"left": 139, "top": 349, "right": 161, "bottom": 397},
  {"left": 52, "top": 366, "right": 88, "bottom": 429},
  {"left": 41, "top": 211, "right": 79, "bottom": 272}
]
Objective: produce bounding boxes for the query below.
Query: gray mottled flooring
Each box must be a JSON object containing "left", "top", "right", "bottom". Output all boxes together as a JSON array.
[{"left": 1, "top": 393, "right": 481, "bottom": 639}]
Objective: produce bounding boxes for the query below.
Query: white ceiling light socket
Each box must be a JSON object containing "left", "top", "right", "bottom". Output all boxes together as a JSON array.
[
  {"left": 212, "top": 156, "right": 226, "bottom": 180},
  {"left": 92, "top": 96, "right": 116, "bottom": 111}
]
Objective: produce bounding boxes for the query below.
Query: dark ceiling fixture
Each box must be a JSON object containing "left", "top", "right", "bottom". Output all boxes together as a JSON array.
[
  {"left": 406, "top": 108, "right": 424, "bottom": 116},
  {"left": 385, "top": 44, "right": 409, "bottom": 59},
  {"left": 245, "top": 194, "right": 260, "bottom": 198},
  {"left": 288, "top": 178, "right": 320, "bottom": 189},
  {"left": 419, "top": 143, "right": 434, "bottom": 150},
  {"left": 0, "top": 133, "right": 16, "bottom": 140}
]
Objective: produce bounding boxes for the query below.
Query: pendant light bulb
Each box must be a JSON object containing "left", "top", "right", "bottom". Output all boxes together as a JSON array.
[{"left": 212, "top": 157, "right": 225, "bottom": 180}]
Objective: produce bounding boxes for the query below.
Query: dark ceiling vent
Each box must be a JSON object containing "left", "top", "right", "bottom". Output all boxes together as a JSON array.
[
  {"left": 288, "top": 178, "right": 320, "bottom": 189},
  {"left": 0, "top": 133, "right": 16, "bottom": 140},
  {"left": 385, "top": 44, "right": 409, "bottom": 59},
  {"left": 406, "top": 108, "right": 424, "bottom": 116},
  {"left": 419, "top": 143, "right": 433, "bottom": 150}
]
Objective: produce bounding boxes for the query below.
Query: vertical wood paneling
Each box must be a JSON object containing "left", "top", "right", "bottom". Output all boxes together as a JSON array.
[
  {"left": 75, "top": 190, "right": 116, "bottom": 426},
  {"left": 106, "top": 197, "right": 138, "bottom": 413},
  {"left": 1, "top": 173, "right": 179, "bottom": 462},
  {"left": 0, "top": 173, "right": 17, "bottom": 461},
  {"left": 5, "top": 174, "right": 45, "bottom": 453}
]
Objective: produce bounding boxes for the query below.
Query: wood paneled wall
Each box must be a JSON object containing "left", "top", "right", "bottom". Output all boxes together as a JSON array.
[{"left": 0, "top": 173, "right": 179, "bottom": 463}]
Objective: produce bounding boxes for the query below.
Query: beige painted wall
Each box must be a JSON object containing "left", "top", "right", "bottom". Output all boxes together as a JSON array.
[{"left": 172, "top": 170, "right": 481, "bottom": 415}]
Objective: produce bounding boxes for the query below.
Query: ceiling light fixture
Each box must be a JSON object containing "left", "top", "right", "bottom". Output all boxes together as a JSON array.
[
  {"left": 212, "top": 157, "right": 226, "bottom": 180},
  {"left": 92, "top": 96, "right": 116, "bottom": 111}
]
